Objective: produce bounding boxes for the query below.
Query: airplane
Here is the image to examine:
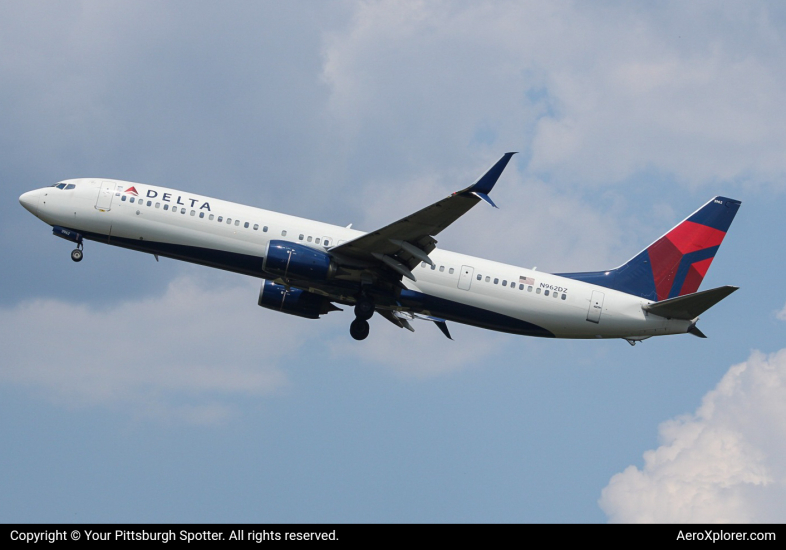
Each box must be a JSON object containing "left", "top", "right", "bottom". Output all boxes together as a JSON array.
[{"left": 18, "top": 153, "right": 740, "bottom": 344}]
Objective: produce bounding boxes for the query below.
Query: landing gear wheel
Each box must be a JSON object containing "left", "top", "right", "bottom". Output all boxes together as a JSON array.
[
  {"left": 354, "top": 297, "right": 375, "bottom": 321},
  {"left": 71, "top": 249, "right": 83, "bottom": 262},
  {"left": 350, "top": 319, "right": 370, "bottom": 341}
]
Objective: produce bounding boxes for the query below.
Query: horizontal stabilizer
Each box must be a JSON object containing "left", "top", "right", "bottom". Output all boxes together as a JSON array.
[{"left": 643, "top": 285, "right": 738, "bottom": 320}]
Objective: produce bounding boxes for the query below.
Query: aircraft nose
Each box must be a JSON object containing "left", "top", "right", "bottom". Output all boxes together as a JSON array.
[{"left": 19, "top": 190, "right": 40, "bottom": 216}]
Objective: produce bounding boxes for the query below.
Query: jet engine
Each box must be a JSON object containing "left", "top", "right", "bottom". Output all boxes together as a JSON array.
[
  {"left": 257, "top": 279, "right": 335, "bottom": 319},
  {"left": 262, "top": 240, "right": 336, "bottom": 281}
]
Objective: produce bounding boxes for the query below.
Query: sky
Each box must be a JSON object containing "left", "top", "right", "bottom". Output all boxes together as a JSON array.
[{"left": 2, "top": 0, "right": 785, "bottom": 523}]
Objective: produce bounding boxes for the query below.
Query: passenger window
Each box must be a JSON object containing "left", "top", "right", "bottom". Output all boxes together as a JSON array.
[
  {"left": 253, "top": 224, "right": 259, "bottom": 230},
  {"left": 129, "top": 197, "right": 135, "bottom": 203},
  {"left": 528, "top": 286, "right": 533, "bottom": 292},
  {"left": 190, "top": 210, "right": 195, "bottom": 216},
  {"left": 439, "top": 266, "right": 445, "bottom": 272},
  {"left": 163, "top": 204, "right": 168, "bottom": 210},
  {"left": 494, "top": 278, "right": 499, "bottom": 284},
  {"left": 544, "top": 290, "right": 549, "bottom": 296},
  {"left": 235, "top": 220, "right": 240, "bottom": 226},
  {"left": 218, "top": 216, "right": 223, "bottom": 222},
  {"left": 121, "top": 196, "right": 127, "bottom": 202},
  {"left": 519, "top": 284, "right": 524, "bottom": 290},
  {"left": 209, "top": 214, "right": 214, "bottom": 220},
  {"left": 502, "top": 280, "right": 507, "bottom": 286},
  {"left": 263, "top": 226, "right": 268, "bottom": 232},
  {"left": 536, "top": 288, "right": 541, "bottom": 294},
  {"left": 307, "top": 236, "right": 313, "bottom": 242},
  {"left": 299, "top": 234, "right": 304, "bottom": 241},
  {"left": 431, "top": 265, "right": 436, "bottom": 270},
  {"left": 244, "top": 222, "right": 249, "bottom": 228},
  {"left": 561, "top": 294, "right": 566, "bottom": 300},
  {"left": 282, "top": 230, "right": 287, "bottom": 236},
  {"left": 554, "top": 292, "right": 559, "bottom": 298},
  {"left": 147, "top": 201, "right": 152, "bottom": 207},
  {"left": 323, "top": 239, "right": 329, "bottom": 245},
  {"left": 226, "top": 218, "right": 232, "bottom": 224},
  {"left": 315, "top": 238, "right": 320, "bottom": 244},
  {"left": 155, "top": 203, "right": 160, "bottom": 208},
  {"left": 476, "top": 274, "right": 482, "bottom": 280},
  {"left": 199, "top": 212, "right": 204, "bottom": 218},
  {"left": 485, "top": 276, "right": 490, "bottom": 282},
  {"left": 449, "top": 268, "right": 454, "bottom": 274}
]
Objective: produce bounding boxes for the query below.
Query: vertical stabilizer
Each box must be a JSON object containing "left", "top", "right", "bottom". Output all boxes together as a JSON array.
[{"left": 557, "top": 197, "right": 741, "bottom": 301}]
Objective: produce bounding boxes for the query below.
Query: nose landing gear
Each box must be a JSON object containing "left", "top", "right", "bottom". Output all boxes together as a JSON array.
[{"left": 52, "top": 226, "right": 84, "bottom": 263}]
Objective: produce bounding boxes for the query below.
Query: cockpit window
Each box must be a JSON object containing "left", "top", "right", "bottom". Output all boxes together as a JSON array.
[
  {"left": 56, "top": 183, "right": 67, "bottom": 189},
  {"left": 51, "top": 182, "right": 76, "bottom": 190},
  {"left": 65, "top": 184, "right": 75, "bottom": 190}
]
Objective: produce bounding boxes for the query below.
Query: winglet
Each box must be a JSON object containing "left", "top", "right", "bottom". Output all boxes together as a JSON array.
[
  {"left": 463, "top": 152, "right": 517, "bottom": 196},
  {"left": 471, "top": 191, "right": 498, "bottom": 208},
  {"left": 434, "top": 319, "right": 453, "bottom": 340},
  {"left": 688, "top": 325, "right": 707, "bottom": 338}
]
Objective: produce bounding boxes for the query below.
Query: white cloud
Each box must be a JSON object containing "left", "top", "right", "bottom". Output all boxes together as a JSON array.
[
  {"left": 0, "top": 271, "right": 506, "bottom": 422},
  {"left": 776, "top": 302, "right": 786, "bottom": 321},
  {"left": 599, "top": 349, "right": 786, "bottom": 523},
  {"left": 0, "top": 276, "right": 302, "bottom": 424},
  {"left": 322, "top": 1, "right": 786, "bottom": 189}
]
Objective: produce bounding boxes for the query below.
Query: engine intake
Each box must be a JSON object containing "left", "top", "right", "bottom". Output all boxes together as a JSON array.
[
  {"left": 258, "top": 280, "right": 333, "bottom": 319},
  {"left": 263, "top": 240, "right": 336, "bottom": 281}
]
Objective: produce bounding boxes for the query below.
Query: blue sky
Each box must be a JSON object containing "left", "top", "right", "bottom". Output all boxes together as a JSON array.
[{"left": 2, "top": 0, "right": 785, "bottom": 523}]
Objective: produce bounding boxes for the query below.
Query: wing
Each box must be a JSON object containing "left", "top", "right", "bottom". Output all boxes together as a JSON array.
[{"left": 329, "top": 153, "right": 516, "bottom": 281}]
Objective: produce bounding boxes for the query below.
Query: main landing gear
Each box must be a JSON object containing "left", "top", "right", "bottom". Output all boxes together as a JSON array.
[
  {"left": 350, "top": 318, "right": 370, "bottom": 340},
  {"left": 350, "top": 295, "right": 375, "bottom": 340},
  {"left": 70, "top": 246, "right": 83, "bottom": 262}
]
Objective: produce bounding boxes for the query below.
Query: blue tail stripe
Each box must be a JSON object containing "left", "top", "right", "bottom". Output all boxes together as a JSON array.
[{"left": 667, "top": 246, "right": 719, "bottom": 299}]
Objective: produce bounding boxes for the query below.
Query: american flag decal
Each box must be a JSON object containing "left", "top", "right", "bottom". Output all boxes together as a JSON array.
[{"left": 519, "top": 276, "right": 534, "bottom": 285}]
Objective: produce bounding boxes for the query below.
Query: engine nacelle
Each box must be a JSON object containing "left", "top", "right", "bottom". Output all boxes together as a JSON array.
[
  {"left": 258, "top": 280, "right": 333, "bottom": 319},
  {"left": 263, "top": 240, "right": 336, "bottom": 281}
]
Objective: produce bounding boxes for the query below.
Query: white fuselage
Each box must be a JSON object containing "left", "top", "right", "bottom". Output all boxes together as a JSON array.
[{"left": 19, "top": 178, "right": 694, "bottom": 340}]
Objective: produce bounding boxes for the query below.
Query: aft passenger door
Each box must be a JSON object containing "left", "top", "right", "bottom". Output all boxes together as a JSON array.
[
  {"left": 586, "top": 290, "right": 605, "bottom": 323},
  {"left": 458, "top": 265, "right": 474, "bottom": 290}
]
